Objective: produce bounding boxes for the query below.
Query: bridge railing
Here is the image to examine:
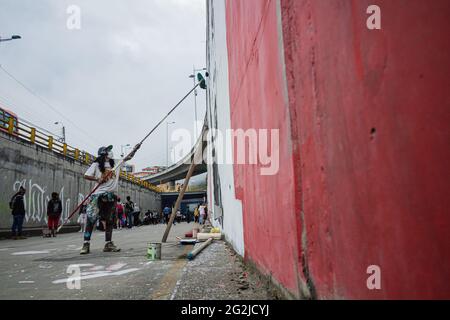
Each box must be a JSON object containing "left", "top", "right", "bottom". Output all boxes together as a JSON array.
[
  {"left": 0, "top": 117, "right": 161, "bottom": 193},
  {"left": 160, "top": 184, "right": 207, "bottom": 193}
]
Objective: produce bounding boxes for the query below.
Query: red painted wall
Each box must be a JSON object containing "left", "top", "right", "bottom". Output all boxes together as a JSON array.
[
  {"left": 225, "top": 0, "right": 304, "bottom": 297},
  {"left": 225, "top": 0, "right": 450, "bottom": 299},
  {"left": 281, "top": 0, "right": 450, "bottom": 299}
]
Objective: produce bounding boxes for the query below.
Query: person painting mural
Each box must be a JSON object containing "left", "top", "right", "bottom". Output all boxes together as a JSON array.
[
  {"left": 47, "top": 192, "right": 62, "bottom": 237},
  {"left": 80, "top": 145, "right": 138, "bottom": 255}
]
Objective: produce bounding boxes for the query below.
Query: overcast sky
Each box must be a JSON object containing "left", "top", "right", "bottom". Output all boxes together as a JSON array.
[{"left": 0, "top": 0, "right": 207, "bottom": 174}]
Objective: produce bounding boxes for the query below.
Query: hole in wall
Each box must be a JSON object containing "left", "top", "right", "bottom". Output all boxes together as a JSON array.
[{"left": 370, "top": 128, "right": 377, "bottom": 140}]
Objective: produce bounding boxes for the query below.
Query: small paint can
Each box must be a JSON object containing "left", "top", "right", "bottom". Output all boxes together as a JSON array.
[{"left": 147, "top": 242, "right": 161, "bottom": 260}]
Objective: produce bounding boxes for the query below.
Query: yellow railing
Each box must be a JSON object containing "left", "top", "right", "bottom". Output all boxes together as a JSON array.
[
  {"left": 161, "top": 184, "right": 206, "bottom": 193},
  {"left": 0, "top": 117, "right": 161, "bottom": 193}
]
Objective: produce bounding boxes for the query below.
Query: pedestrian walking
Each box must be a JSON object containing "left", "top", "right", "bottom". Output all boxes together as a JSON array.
[
  {"left": 176, "top": 210, "right": 182, "bottom": 224},
  {"left": 125, "top": 196, "right": 134, "bottom": 229},
  {"left": 199, "top": 204, "right": 206, "bottom": 225},
  {"left": 115, "top": 198, "right": 125, "bottom": 229},
  {"left": 10, "top": 187, "right": 27, "bottom": 240},
  {"left": 194, "top": 205, "right": 200, "bottom": 223},
  {"left": 133, "top": 204, "right": 141, "bottom": 226},
  {"left": 47, "top": 192, "right": 62, "bottom": 237},
  {"left": 163, "top": 206, "right": 171, "bottom": 224}
]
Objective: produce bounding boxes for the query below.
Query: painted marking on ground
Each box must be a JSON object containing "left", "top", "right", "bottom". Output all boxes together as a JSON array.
[
  {"left": 89, "top": 265, "right": 105, "bottom": 271},
  {"left": 106, "top": 263, "right": 127, "bottom": 271},
  {"left": 12, "top": 251, "right": 50, "bottom": 255},
  {"left": 52, "top": 268, "right": 140, "bottom": 284}
]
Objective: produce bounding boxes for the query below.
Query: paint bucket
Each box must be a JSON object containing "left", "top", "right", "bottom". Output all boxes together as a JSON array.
[{"left": 147, "top": 242, "right": 161, "bottom": 260}]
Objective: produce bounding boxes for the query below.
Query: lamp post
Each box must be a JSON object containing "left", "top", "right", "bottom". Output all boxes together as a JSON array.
[
  {"left": 0, "top": 35, "right": 21, "bottom": 43},
  {"left": 121, "top": 144, "right": 131, "bottom": 158},
  {"left": 189, "top": 66, "right": 207, "bottom": 138},
  {"left": 54, "top": 122, "right": 66, "bottom": 143},
  {"left": 166, "top": 121, "right": 176, "bottom": 168}
]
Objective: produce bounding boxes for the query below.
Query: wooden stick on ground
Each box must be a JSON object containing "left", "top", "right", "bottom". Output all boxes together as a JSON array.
[{"left": 187, "top": 238, "right": 213, "bottom": 260}]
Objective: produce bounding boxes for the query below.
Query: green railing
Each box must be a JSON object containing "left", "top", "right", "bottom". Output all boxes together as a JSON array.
[{"left": 0, "top": 117, "right": 161, "bottom": 193}]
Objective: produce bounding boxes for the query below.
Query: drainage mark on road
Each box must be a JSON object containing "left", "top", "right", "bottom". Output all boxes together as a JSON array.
[{"left": 151, "top": 245, "right": 192, "bottom": 300}]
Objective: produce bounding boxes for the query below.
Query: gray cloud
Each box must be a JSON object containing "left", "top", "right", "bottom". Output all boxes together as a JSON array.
[{"left": 0, "top": 0, "right": 206, "bottom": 172}]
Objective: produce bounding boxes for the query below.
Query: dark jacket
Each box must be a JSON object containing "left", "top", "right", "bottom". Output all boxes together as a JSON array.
[
  {"left": 10, "top": 193, "right": 25, "bottom": 216},
  {"left": 47, "top": 199, "right": 63, "bottom": 217},
  {"left": 125, "top": 201, "right": 134, "bottom": 215}
]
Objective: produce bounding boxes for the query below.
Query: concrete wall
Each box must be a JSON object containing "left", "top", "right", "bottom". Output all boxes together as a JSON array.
[
  {"left": 0, "top": 132, "right": 161, "bottom": 230},
  {"left": 279, "top": 0, "right": 450, "bottom": 299},
  {"left": 207, "top": 0, "right": 450, "bottom": 299},
  {"left": 206, "top": 0, "right": 245, "bottom": 257}
]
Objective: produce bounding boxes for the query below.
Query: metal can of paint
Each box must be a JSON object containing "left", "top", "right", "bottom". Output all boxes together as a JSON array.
[{"left": 147, "top": 242, "right": 161, "bottom": 260}]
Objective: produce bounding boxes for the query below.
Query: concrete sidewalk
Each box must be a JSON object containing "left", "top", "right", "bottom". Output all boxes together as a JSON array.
[
  {"left": 172, "top": 240, "right": 275, "bottom": 300},
  {"left": 0, "top": 223, "right": 275, "bottom": 300}
]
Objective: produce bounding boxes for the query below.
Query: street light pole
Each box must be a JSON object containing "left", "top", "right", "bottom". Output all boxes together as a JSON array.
[
  {"left": 0, "top": 35, "right": 21, "bottom": 43},
  {"left": 192, "top": 65, "right": 198, "bottom": 138},
  {"left": 54, "top": 122, "right": 65, "bottom": 143},
  {"left": 166, "top": 121, "right": 176, "bottom": 168},
  {"left": 121, "top": 144, "right": 131, "bottom": 158},
  {"left": 189, "top": 66, "right": 207, "bottom": 138}
]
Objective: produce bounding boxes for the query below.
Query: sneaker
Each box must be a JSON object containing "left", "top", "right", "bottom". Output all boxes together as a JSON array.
[
  {"left": 103, "top": 241, "right": 121, "bottom": 252},
  {"left": 80, "top": 242, "right": 90, "bottom": 255}
]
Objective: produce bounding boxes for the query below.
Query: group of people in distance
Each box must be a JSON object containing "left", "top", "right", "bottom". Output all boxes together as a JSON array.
[{"left": 9, "top": 187, "right": 62, "bottom": 239}]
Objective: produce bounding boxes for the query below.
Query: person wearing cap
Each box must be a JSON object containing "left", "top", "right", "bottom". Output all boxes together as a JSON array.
[{"left": 80, "top": 144, "right": 139, "bottom": 254}]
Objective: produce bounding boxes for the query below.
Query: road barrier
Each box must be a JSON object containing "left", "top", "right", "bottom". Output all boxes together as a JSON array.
[{"left": 0, "top": 117, "right": 161, "bottom": 193}]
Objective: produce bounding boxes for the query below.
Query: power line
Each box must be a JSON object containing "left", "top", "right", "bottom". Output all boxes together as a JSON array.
[
  {"left": 0, "top": 93, "right": 97, "bottom": 150},
  {"left": 0, "top": 64, "right": 102, "bottom": 146}
]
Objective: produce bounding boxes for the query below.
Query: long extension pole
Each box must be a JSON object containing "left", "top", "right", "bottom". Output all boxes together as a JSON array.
[{"left": 57, "top": 80, "right": 204, "bottom": 233}]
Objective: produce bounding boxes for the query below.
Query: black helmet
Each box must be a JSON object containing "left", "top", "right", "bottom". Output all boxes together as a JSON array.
[{"left": 97, "top": 145, "right": 113, "bottom": 156}]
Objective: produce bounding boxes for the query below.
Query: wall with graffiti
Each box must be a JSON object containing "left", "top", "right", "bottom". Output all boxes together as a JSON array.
[{"left": 0, "top": 133, "right": 161, "bottom": 230}]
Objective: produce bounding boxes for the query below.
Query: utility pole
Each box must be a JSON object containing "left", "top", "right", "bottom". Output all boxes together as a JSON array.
[
  {"left": 189, "top": 66, "right": 207, "bottom": 139},
  {"left": 121, "top": 144, "right": 131, "bottom": 158},
  {"left": 62, "top": 126, "right": 66, "bottom": 144},
  {"left": 54, "top": 122, "right": 66, "bottom": 143},
  {"left": 166, "top": 121, "right": 175, "bottom": 168},
  {"left": 0, "top": 35, "right": 21, "bottom": 43}
]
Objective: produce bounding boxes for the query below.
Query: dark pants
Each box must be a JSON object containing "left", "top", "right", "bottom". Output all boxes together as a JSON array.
[
  {"left": 133, "top": 212, "right": 141, "bottom": 226},
  {"left": 12, "top": 215, "right": 25, "bottom": 236},
  {"left": 127, "top": 212, "right": 133, "bottom": 228}
]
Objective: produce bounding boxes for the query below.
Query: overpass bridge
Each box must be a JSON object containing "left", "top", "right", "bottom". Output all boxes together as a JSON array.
[{"left": 143, "top": 123, "right": 208, "bottom": 185}]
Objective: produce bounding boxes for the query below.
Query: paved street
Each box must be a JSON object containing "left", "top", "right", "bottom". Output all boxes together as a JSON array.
[{"left": 0, "top": 223, "right": 274, "bottom": 300}]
